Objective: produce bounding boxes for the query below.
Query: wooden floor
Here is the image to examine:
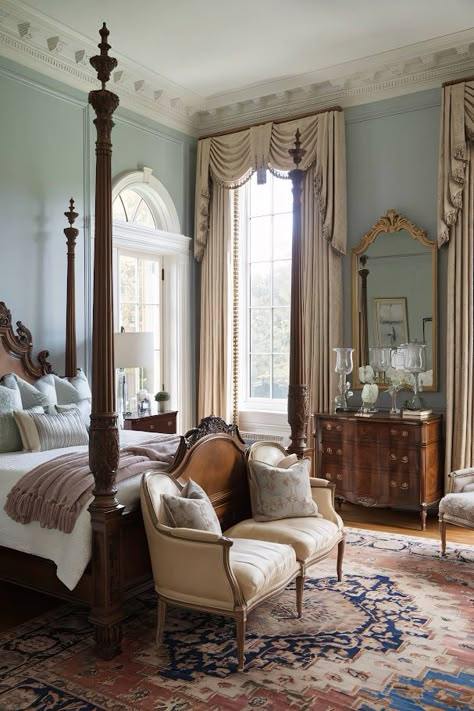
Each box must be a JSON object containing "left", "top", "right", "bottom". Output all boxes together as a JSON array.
[{"left": 1, "top": 507, "right": 473, "bottom": 635}]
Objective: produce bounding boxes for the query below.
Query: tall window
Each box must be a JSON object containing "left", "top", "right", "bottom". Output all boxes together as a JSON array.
[
  {"left": 113, "top": 188, "right": 156, "bottom": 229},
  {"left": 117, "top": 250, "right": 162, "bottom": 402},
  {"left": 239, "top": 172, "right": 293, "bottom": 410}
]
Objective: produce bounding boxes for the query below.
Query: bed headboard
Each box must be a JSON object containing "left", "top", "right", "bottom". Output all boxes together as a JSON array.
[{"left": 0, "top": 302, "right": 52, "bottom": 382}]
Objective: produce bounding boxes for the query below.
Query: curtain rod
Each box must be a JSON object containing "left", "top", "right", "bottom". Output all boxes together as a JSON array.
[
  {"left": 442, "top": 74, "right": 474, "bottom": 87},
  {"left": 199, "top": 105, "right": 343, "bottom": 141}
]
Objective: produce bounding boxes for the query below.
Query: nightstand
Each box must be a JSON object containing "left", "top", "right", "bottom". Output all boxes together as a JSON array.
[{"left": 123, "top": 411, "right": 178, "bottom": 434}]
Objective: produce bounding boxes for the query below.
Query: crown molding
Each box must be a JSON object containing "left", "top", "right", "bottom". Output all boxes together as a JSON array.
[{"left": 0, "top": 1, "right": 473, "bottom": 137}]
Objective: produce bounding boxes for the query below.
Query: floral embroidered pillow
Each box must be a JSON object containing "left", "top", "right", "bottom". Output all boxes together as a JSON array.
[
  {"left": 162, "top": 478, "right": 221, "bottom": 534},
  {"left": 248, "top": 458, "right": 320, "bottom": 522}
]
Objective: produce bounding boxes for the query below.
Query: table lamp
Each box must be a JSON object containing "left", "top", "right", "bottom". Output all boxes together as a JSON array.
[{"left": 114, "top": 331, "right": 154, "bottom": 418}]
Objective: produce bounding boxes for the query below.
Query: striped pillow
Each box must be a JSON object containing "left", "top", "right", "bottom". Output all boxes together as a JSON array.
[{"left": 14, "top": 409, "right": 88, "bottom": 452}]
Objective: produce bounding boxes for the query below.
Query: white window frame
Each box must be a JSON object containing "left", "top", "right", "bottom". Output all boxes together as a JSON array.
[
  {"left": 112, "top": 169, "right": 192, "bottom": 432},
  {"left": 238, "top": 175, "right": 292, "bottom": 439}
]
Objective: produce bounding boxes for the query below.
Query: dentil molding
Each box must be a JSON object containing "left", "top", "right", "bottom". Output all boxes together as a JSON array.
[{"left": 0, "top": 0, "right": 473, "bottom": 137}]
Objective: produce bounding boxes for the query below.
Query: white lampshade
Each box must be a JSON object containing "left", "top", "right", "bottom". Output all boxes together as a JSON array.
[{"left": 114, "top": 331, "right": 154, "bottom": 371}]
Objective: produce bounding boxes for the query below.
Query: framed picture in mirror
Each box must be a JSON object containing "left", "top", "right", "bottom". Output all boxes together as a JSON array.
[{"left": 373, "top": 297, "right": 409, "bottom": 348}]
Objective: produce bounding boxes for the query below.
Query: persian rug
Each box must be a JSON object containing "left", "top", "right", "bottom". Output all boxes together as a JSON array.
[{"left": 0, "top": 529, "right": 473, "bottom": 711}]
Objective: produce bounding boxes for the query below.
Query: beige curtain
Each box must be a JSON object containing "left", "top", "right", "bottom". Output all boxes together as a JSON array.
[
  {"left": 301, "top": 166, "right": 343, "bottom": 415},
  {"left": 196, "top": 110, "right": 347, "bottom": 421},
  {"left": 438, "top": 81, "right": 474, "bottom": 486},
  {"left": 198, "top": 184, "right": 233, "bottom": 420}
]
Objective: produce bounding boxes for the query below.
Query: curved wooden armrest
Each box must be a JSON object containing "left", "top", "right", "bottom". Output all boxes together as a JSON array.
[{"left": 448, "top": 468, "right": 474, "bottom": 493}]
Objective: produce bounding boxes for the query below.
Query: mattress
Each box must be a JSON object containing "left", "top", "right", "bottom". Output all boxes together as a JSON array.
[{"left": 0, "top": 430, "right": 175, "bottom": 590}]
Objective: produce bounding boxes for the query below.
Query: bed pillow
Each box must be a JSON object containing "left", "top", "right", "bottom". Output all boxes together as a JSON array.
[
  {"left": 162, "top": 478, "right": 221, "bottom": 534},
  {"left": 2, "top": 373, "right": 50, "bottom": 409},
  {"left": 248, "top": 458, "right": 320, "bottom": 522},
  {"left": 14, "top": 409, "right": 89, "bottom": 452},
  {"left": 35, "top": 370, "right": 92, "bottom": 427}
]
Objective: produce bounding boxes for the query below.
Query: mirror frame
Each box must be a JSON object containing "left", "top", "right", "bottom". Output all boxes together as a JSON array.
[{"left": 351, "top": 209, "right": 438, "bottom": 391}]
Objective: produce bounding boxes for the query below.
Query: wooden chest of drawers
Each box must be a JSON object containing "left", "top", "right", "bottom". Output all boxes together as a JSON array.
[
  {"left": 314, "top": 412, "right": 443, "bottom": 529},
  {"left": 124, "top": 411, "right": 178, "bottom": 434}
]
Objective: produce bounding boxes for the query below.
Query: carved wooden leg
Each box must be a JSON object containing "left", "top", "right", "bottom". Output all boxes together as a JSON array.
[
  {"left": 156, "top": 598, "right": 167, "bottom": 646},
  {"left": 335, "top": 496, "right": 344, "bottom": 512},
  {"left": 440, "top": 517, "right": 447, "bottom": 556},
  {"left": 236, "top": 611, "right": 247, "bottom": 672},
  {"left": 337, "top": 536, "right": 345, "bottom": 582},
  {"left": 420, "top": 503, "right": 428, "bottom": 531},
  {"left": 88, "top": 502, "right": 124, "bottom": 660},
  {"left": 296, "top": 576, "right": 305, "bottom": 618}
]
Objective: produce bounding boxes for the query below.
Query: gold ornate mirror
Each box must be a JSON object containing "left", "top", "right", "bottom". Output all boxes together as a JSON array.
[{"left": 352, "top": 209, "right": 438, "bottom": 390}]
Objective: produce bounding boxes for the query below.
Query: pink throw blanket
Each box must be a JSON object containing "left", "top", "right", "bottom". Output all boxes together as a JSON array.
[{"left": 4, "top": 434, "right": 180, "bottom": 533}]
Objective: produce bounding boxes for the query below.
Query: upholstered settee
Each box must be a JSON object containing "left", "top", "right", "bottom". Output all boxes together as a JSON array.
[
  {"left": 140, "top": 438, "right": 345, "bottom": 671},
  {"left": 439, "top": 468, "right": 474, "bottom": 554}
]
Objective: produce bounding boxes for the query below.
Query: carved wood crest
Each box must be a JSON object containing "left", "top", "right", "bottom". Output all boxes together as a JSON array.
[{"left": 0, "top": 302, "right": 52, "bottom": 378}]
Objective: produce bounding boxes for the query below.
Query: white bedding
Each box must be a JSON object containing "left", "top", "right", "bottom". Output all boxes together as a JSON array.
[{"left": 0, "top": 430, "right": 173, "bottom": 591}]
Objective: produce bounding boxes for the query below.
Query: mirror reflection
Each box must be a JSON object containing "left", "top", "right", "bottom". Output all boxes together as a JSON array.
[{"left": 352, "top": 210, "right": 437, "bottom": 390}]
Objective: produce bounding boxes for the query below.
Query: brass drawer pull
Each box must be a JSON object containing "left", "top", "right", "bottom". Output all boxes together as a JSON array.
[
  {"left": 325, "top": 472, "right": 333, "bottom": 480},
  {"left": 401, "top": 456, "right": 408, "bottom": 464},
  {"left": 336, "top": 424, "right": 342, "bottom": 432},
  {"left": 390, "top": 453, "right": 397, "bottom": 461},
  {"left": 390, "top": 480, "right": 397, "bottom": 488},
  {"left": 390, "top": 428, "right": 398, "bottom": 436},
  {"left": 402, "top": 431, "right": 408, "bottom": 437},
  {"left": 336, "top": 473, "right": 343, "bottom": 480},
  {"left": 400, "top": 482, "right": 409, "bottom": 490},
  {"left": 390, "top": 480, "right": 409, "bottom": 490},
  {"left": 326, "top": 447, "right": 333, "bottom": 454},
  {"left": 336, "top": 448, "right": 342, "bottom": 456},
  {"left": 325, "top": 423, "right": 332, "bottom": 430}
]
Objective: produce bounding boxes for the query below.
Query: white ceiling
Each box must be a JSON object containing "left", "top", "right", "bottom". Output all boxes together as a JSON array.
[
  {"left": 19, "top": 0, "right": 474, "bottom": 98},
  {"left": 2, "top": 0, "right": 474, "bottom": 134}
]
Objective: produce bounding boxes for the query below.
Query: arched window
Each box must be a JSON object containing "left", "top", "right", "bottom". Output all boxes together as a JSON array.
[{"left": 112, "top": 168, "right": 191, "bottom": 431}]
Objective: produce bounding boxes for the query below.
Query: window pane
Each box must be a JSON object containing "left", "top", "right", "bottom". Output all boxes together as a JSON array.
[
  {"left": 251, "top": 355, "right": 271, "bottom": 398},
  {"left": 273, "top": 260, "right": 291, "bottom": 307},
  {"left": 134, "top": 198, "right": 156, "bottom": 228},
  {"left": 272, "top": 354, "right": 289, "bottom": 398},
  {"left": 142, "top": 260, "right": 160, "bottom": 303},
  {"left": 119, "top": 255, "right": 138, "bottom": 304},
  {"left": 273, "top": 308, "right": 290, "bottom": 353},
  {"left": 273, "top": 213, "right": 292, "bottom": 260},
  {"left": 250, "top": 173, "right": 271, "bottom": 216},
  {"left": 120, "top": 302, "right": 137, "bottom": 331},
  {"left": 120, "top": 189, "right": 141, "bottom": 221},
  {"left": 250, "top": 308, "right": 271, "bottom": 354},
  {"left": 141, "top": 304, "right": 160, "bottom": 346},
  {"left": 250, "top": 262, "right": 271, "bottom": 307},
  {"left": 113, "top": 196, "right": 127, "bottom": 221},
  {"left": 273, "top": 175, "right": 293, "bottom": 214},
  {"left": 250, "top": 216, "right": 272, "bottom": 262}
]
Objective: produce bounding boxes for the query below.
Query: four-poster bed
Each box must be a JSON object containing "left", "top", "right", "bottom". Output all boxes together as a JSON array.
[{"left": 0, "top": 25, "right": 320, "bottom": 661}]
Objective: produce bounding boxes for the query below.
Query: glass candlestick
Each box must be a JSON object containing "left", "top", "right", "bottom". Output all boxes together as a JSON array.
[
  {"left": 333, "top": 347, "right": 354, "bottom": 411},
  {"left": 402, "top": 343, "right": 427, "bottom": 410},
  {"left": 369, "top": 346, "right": 393, "bottom": 384}
]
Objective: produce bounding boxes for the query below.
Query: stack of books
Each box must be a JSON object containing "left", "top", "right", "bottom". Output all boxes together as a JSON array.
[{"left": 401, "top": 409, "right": 432, "bottom": 419}]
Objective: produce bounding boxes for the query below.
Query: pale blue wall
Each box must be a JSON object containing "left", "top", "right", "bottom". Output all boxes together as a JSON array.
[
  {"left": 344, "top": 89, "right": 446, "bottom": 410},
  {"left": 0, "top": 56, "right": 196, "bottom": 389}
]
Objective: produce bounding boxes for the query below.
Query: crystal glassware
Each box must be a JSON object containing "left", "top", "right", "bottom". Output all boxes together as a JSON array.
[
  {"left": 333, "top": 347, "right": 354, "bottom": 411},
  {"left": 402, "top": 342, "right": 427, "bottom": 410},
  {"left": 369, "top": 346, "right": 393, "bottom": 384}
]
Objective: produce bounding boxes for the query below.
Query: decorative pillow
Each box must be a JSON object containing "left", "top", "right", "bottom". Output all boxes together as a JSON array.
[
  {"left": 36, "top": 370, "right": 91, "bottom": 427},
  {"left": 14, "top": 409, "right": 88, "bottom": 452},
  {"left": 162, "top": 478, "right": 221, "bottom": 534},
  {"left": 35, "top": 374, "right": 58, "bottom": 407},
  {"left": 2, "top": 373, "right": 50, "bottom": 409},
  {"left": 248, "top": 458, "right": 320, "bottom": 522},
  {"left": 0, "top": 384, "right": 24, "bottom": 453},
  {"left": 278, "top": 453, "right": 299, "bottom": 468}
]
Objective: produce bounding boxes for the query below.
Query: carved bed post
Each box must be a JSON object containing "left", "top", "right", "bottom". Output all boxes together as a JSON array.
[
  {"left": 64, "top": 198, "right": 78, "bottom": 378},
  {"left": 88, "top": 24, "right": 122, "bottom": 660},
  {"left": 358, "top": 255, "right": 369, "bottom": 367},
  {"left": 287, "top": 130, "right": 309, "bottom": 457}
]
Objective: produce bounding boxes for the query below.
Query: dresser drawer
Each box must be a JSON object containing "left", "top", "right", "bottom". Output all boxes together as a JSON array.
[
  {"left": 382, "top": 473, "right": 420, "bottom": 505},
  {"left": 381, "top": 447, "right": 420, "bottom": 474},
  {"left": 124, "top": 412, "right": 177, "bottom": 434},
  {"left": 319, "top": 464, "right": 352, "bottom": 496}
]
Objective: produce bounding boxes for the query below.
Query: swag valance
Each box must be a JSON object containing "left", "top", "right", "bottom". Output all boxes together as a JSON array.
[
  {"left": 194, "top": 110, "right": 347, "bottom": 259},
  {"left": 438, "top": 80, "right": 474, "bottom": 246}
]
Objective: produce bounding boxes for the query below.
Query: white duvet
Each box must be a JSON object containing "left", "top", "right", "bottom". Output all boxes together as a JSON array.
[{"left": 0, "top": 430, "right": 170, "bottom": 591}]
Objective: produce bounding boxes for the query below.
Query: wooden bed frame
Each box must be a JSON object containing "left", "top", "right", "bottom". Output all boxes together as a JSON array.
[{"left": 0, "top": 24, "right": 312, "bottom": 660}]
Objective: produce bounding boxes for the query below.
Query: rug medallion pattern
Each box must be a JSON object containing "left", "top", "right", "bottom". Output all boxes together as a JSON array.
[{"left": 0, "top": 529, "right": 473, "bottom": 710}]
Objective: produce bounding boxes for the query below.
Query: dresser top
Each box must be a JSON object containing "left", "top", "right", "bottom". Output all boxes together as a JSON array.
[{"left": 313, "top": 411, "right": 442, "bottom": 425}]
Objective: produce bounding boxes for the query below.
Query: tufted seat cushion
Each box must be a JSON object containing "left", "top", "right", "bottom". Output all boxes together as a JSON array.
[
  {"left": 439, "top": 492, "right": 474, "bottom": 524},
  {"left": 226, "top": 517, "right": 340, "bottom": 563},
  {"left": 229, "top": 538, "right": 298, "bottom": 604}
]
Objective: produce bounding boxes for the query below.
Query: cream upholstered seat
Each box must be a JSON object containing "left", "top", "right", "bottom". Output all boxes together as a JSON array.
[
  {"left": 140, "top": 472, "right": 300, "bottom": 671},
  {"left": 226, "top": 441, "right": 345, "bottom": 581},
  {"left": 439, "top": 468, "right": 474, "bottom": 554}
]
